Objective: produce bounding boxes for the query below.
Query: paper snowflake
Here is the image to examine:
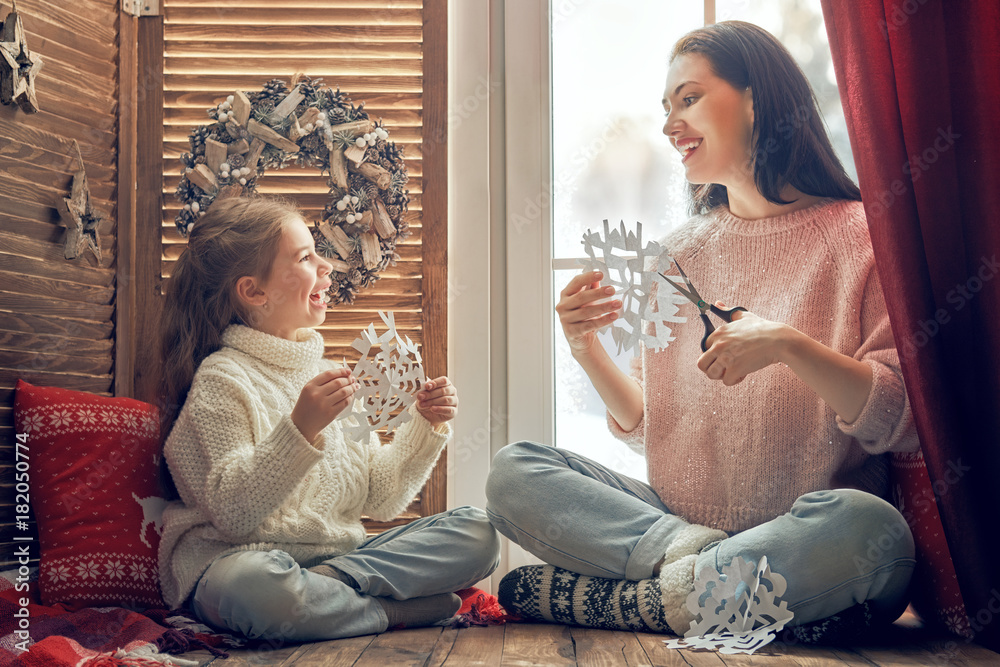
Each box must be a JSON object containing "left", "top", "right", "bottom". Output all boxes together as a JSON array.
[
  {"left": 663, "top": 556, "right": 794, "bottom": 655},
  {"left": 342, "top": 311, "right": 425, "bottom": 442},
  {"left": 580, "top": 220, "right": 686, "bottom": 355}
]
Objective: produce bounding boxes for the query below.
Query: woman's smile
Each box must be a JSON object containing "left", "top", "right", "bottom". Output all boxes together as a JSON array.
[{"left": 676, "top": 136, "right": 704, "bottom": 163}]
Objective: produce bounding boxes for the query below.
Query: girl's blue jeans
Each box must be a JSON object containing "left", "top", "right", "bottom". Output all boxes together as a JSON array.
[
  {"left": 188, "top": 506, "right": 500, "bottom": 642},
  {"left": 485, "top": 441, "right": 915, "bottom": 627}
]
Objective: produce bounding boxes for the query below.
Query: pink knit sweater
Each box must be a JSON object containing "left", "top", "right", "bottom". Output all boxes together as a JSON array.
[{"left": 608, "top": 198, "right": 919, "bottom": 533}]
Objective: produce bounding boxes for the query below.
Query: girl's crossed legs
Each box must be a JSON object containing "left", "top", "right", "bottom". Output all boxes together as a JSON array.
[
  {"left": 485, "top": 441, "right": 915, "bottom": 628},
  {"left": 189, "top": 505, "right": 500, "bottom": 641}
]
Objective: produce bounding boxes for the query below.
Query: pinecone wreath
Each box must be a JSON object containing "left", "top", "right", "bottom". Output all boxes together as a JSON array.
[{"left": 174, "top": 75, "right": 411, "bottom": 305}]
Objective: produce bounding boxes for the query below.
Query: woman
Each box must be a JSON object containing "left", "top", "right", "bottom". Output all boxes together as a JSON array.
[{"left": 486, "top": 21, "right": 917, "bottom": 638}]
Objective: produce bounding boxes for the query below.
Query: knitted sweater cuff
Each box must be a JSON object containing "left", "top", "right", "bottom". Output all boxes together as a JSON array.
[
  {"left": 397, "top": 403, "right": 452, "bottom": 457},
  {"left": 835, "top": 359, "right": 904, "bottom": 452},
  {"left": 270, "top": 413, "right": 326, "bottom": 478}
]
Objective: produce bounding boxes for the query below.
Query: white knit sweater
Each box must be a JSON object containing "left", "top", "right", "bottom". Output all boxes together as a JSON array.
[{"left": 157, "top": 324, "right": 451, "bottom": 609}]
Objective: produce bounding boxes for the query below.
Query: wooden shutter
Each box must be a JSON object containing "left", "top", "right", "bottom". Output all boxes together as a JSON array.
[
  {"left": 0, "top": 0, "right": 126, "bottom": 567},
  {"left": 140, "top": 0, "right": 448, "bottom": 527}
]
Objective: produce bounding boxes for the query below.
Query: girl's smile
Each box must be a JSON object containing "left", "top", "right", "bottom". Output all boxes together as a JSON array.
[{"left": 310, "top": 284, "right": 332, "bottom": 309}]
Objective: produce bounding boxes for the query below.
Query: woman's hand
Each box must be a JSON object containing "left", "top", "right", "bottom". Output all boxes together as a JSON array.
[
  {"left": 556, "top": 270, "right": 622, "bottom": 357},
  {"left": 415, "top": 376, "right": 458, "bottom": 427},
  {"left": 291, "top": 367, "right": 359, "bottom": 444},
  {"left": 697, "top": 302, "right": 791, "bottom": 385},
  {"left": 556, "top": 270, "right": 643, "bottom": 431}
]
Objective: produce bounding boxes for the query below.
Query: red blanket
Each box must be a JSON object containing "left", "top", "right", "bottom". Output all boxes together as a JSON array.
[
  {"left": 2, "top": 568, "right": 510, "bottom": 666},
  {"left": 0, "top": 571, "right": 235, "bottom": 667}
]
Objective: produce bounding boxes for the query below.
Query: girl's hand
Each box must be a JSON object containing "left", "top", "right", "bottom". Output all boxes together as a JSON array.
[
  {"left": 291, "top": 367, "right": 359, "bottom": 444},
  {"left": 556, "top": 270, "right": 621, "bottom": 356},
  {"left": 697, "top": 302, "right": 791, "bottom": 386},
  {"left": 415, "top": 376, "right": 458, "bottom": 427}
]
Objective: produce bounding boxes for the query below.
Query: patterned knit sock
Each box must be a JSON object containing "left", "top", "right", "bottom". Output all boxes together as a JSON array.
[
  {"left": 781, "top": 601, "right": 876, "bottom": 645},
  {"left": 376, "top": 593, "right": 462, "bottom": 629},
  {"left": 497, "top": 565, "right": 675, "bottom": 633}
]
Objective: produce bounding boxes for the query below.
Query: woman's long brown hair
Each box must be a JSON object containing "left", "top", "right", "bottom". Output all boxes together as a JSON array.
[{"left": 671, "top": 21, "right": 861, "bottom": 214}]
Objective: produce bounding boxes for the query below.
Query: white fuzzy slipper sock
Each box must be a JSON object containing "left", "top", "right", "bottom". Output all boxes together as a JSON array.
[
  {"left": 658, "top": 553, "right": 698, "bottom": 635},
  {"left": 660, "top": 524, "right": 727, "bottom": 567}
]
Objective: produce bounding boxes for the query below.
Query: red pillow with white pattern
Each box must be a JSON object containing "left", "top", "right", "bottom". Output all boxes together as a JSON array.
[{"left": 13, "top": 380, "right": 167, "bottom": 610}]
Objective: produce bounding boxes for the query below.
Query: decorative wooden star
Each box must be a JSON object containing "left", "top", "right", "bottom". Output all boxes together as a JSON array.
[
  {"left": 0, "top": 0, "right": 43, "bottom": 114},
  {"left": 61, "top": 140, "right": 105, "bottom": 264}
]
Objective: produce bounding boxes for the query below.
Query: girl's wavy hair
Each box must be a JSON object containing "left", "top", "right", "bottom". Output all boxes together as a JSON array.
[
  {"left": 157, "top": 196, "right": 300, "bottom": 448},
  {"left": 670, "top": 21, "right": 861, "bottom": 214}
]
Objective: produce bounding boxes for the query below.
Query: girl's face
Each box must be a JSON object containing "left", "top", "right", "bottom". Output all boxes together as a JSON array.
[
  {"left": 662, "top": 53, "right": 755, "bottom": 189},
  {"left": 250, "top": 215, "right": 333, "bottom": 340}
]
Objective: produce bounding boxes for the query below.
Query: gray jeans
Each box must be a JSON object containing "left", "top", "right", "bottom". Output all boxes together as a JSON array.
[
  {"left": 485, "top": 441, "right": 915, "bottom": 626},
  {"left": 189, "top": 506, "right": 500, "bottom": 641}
]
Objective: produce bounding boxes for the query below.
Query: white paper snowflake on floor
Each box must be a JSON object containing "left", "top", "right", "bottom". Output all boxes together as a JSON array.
[
  {"left": 663, "top": 556, "right": 794, "bottom": 655},
  {"left": 342, "top": 311, "right": 425, "bottom": 442},
  {"left": 580, "top": 220, "right": 686, "bottom": 355}
]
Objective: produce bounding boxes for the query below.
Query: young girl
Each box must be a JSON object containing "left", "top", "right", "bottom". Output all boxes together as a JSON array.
[
  {"left": 487, "top": 21, "right": 918, "bottom": 637},
  {"left": 156, "top": 196, "right": 499, "bottom": 642}
]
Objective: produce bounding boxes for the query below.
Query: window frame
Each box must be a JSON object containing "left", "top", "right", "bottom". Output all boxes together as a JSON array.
[{"left": 502, "top": 0, "right": 716, "bottom": 452}]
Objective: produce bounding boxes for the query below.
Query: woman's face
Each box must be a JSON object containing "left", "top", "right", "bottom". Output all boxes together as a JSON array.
[{"left": 662, "top": 53, "right": 755, "bottom": 188}]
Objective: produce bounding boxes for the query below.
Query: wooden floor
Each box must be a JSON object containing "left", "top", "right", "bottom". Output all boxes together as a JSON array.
[{"left": 177, "top": 616, "right": 1000, "bottom": 666}]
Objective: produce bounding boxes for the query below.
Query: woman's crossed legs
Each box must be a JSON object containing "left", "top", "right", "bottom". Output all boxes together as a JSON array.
[{"left": 485, "top": 441, "right": 915, "bottom": 632}]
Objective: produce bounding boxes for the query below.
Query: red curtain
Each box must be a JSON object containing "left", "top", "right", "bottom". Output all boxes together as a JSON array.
[{"left": 821, "top": 0, "right": 1000, "bottom": 650}]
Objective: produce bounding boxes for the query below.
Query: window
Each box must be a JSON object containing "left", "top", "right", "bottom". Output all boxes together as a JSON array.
[{"left": 550, "top": 0, "right": 855, "bottom": 480}]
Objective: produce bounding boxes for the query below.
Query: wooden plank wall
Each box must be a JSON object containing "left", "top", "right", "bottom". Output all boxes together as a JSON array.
[
  {"left": 0, "top": 0, "right": 448, "bottom": 569},
  {"left": 145, "top": 0, "right": 448, "bottom": 525},
  {"left": 0, "top": 0, "right": 122, "bottom": 568}
]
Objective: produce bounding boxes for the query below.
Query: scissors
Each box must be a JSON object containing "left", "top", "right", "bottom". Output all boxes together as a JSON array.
[{"left": 658, "top": 259, "right": 747, "bottom": 352}]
